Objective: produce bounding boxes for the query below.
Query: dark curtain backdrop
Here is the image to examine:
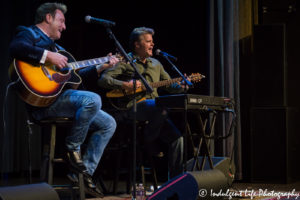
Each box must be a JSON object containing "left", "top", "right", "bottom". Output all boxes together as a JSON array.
[
  {"left": 0, "top": 0, "right": 242, "bottom": 181},
  {"left": 206, "top": 0, "right": 242, "bottom": 180}
]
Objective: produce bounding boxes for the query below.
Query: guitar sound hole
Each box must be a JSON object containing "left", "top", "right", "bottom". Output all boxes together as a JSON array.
[{"left": 59, "top": 67, "right": 70, "bottom": 74}]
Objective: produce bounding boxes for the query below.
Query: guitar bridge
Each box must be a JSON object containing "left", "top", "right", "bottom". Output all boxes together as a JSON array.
[{"left": 41, "top": 65, "right": 53, "bottom": 81}]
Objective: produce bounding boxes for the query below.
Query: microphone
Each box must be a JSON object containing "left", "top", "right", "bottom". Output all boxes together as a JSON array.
[
  {"left": 85, "top": 15, "right": 116, "bottom": 27},
  {"left": 155, "top": 49, "right": 177, "bottom": 61}
]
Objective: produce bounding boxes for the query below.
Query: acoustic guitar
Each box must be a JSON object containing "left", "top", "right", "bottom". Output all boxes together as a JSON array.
[
  {"left": 10, "top": 50, "right": 118, "bottom": 107},
  {"left": 106, "top": 73, "right": 205, "bottom": 109}
]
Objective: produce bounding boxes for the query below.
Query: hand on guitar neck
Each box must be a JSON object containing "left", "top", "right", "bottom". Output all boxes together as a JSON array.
[
  {"left": 177, "top": 73, "right": 191, "bottom": 90},
  {"left": 96, "top": 53, "right": 119, "bottom": 76},
  {"left": 46, "top": 51, "right": 68, "bottom": 69},
  {"left": 46, "top": 51, "right": 119, "bottom": 76}
]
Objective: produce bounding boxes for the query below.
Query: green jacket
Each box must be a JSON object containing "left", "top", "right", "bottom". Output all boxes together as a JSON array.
[{"left": 98, "top": 53, "right": 183, "bottom": 107}]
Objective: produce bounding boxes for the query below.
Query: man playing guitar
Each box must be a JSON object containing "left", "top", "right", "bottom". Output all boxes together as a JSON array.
[{"left": 8, "top": 2, "right": 117, "bottom": 198}]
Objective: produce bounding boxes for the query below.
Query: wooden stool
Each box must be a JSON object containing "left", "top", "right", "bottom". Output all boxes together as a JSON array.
[{"left": 29, "top": 117, "right": 85, "bottom": 200}]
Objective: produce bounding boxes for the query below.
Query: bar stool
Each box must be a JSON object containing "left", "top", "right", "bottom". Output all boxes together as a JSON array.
[
  {"left": 28, "top": 117, "right": 85, "bottom": 200},
  {"left": 109, "top": 120, "right": 158, "bottom": 194}
]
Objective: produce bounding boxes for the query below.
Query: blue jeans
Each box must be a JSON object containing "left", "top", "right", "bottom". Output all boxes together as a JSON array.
[
  {"left": 128, "top": 99, "right": 184, "bottom": 179},
  {"left": 31, "top": 89, "right": 116, "bottom": 175}
]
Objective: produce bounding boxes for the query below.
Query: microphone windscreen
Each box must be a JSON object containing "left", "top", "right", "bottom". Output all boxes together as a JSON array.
[
  {"left": 155, "top": 49, "right": 161, "bottom": 55},
  {"left": 85, "top": 15, "right": 91, "bottom": 23}
]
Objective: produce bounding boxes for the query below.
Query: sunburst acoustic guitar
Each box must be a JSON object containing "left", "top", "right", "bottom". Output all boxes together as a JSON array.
[{"left": 10, "top": 50, "right": 118, "bottom": 107}]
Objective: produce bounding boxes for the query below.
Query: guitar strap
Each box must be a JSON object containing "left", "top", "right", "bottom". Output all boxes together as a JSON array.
[{"left": 54, "top": 43, "right": 64, "bottom": 51}]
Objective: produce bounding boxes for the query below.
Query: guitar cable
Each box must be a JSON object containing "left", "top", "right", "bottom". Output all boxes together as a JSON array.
[
  {"left": 3, "top": 80, "right": 18, "bottom": 136},
  {"left": 1, "top": 80, "right": 18, "bottom": 179}
]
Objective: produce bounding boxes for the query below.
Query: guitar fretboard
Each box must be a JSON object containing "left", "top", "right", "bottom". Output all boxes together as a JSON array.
[
  {"left": 140, "top": 74, "right": 202, "bottom": 90},
  {"left": 144, "top": 77, "right": 182, "bottom": 89},
  {"left": 67, "top": 56, "right": 110, "bottom": 70}
]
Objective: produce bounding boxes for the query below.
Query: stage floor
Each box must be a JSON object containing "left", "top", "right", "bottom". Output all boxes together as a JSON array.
[
  {"left": 1, "top": 174, "right": 300, "bottom": 200},
  {"left": 80, "top": 180, "right": 300, "bottom": 200},
  {"left": 72, "top": 180, "right": 300, "bottom": 200}
]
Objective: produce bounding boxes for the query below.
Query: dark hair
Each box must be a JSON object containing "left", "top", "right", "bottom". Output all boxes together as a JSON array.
[
  {"left": 35, "top": 2, "right": 67, "bottom": 24},
  {"left": 129, "top": 27, "right": 154, "bottom": 51}
]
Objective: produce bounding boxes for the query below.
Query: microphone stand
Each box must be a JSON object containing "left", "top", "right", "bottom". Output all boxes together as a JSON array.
[
  {"left": 160, "top": 55, "right": 193, "bottom": 172},
  {"left": 104, "top": 26, "right": 153, "bottom": 200},
  {"left": 161, "top": 55, "right": 193, "bottom": 87}
]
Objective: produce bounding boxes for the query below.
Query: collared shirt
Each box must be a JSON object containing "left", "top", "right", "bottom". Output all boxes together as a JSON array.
[{"left": 36, "top": 26, "right": 51, "bottom": 64}]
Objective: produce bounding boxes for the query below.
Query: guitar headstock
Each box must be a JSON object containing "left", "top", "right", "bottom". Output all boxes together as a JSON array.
[{"left": 188, "top": 73, "right": 205, "bottom": 82}]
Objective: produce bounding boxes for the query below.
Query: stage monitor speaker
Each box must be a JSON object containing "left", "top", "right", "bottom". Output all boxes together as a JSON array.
[
  {"left": 186, "top": 156, "right": 235, "bottom": 186},
  {"left": 146, "top": 169, "right": 228, "bottom": 200},
  {"left": 0, "top": 182, "right": 59, "bottom": 200}
]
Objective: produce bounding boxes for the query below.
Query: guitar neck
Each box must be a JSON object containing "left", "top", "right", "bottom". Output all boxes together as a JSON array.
[
  {"left": 142, "top": 77, "right": 182, "bottom": 90},
  {"left": 67, "top": 56, "right": 110, "bottom": 70}
]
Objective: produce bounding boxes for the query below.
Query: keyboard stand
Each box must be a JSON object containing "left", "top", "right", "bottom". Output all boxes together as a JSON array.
[
  {"left": 155, "top": 94, "right": 235, "bottom": 172},
  {"left": 188, "top": 107, "right": 235, "bottom": 172},
  {"left": 189, "top": 109, "right": 217, "bottom": 171}
]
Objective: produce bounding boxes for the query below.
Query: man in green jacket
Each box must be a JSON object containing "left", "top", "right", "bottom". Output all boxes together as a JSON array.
[{"left": 99, "top": 27, "right": 188, "bottom": 179}]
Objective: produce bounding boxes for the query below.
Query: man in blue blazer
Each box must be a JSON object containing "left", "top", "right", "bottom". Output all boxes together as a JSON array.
[{"left": 9, "top": 2, "right": 118, "bottom": 198}]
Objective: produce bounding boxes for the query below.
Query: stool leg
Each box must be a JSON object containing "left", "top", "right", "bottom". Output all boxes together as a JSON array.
[
  {"left": 151, "top": 167, "right": 158, "bottom": 190},
  {"left": 26, "top": 120, "right": 33, "bottom": 184},
  {"left": 40, "top": 144, "right": 49, "bottom": 182},
  {"left": 48, "top": 124, "right": 56, "bottom": 185},
  {"left": 150, "top": 157, "right": 158, "bottom": 190},
  {"left": 78, "top": 173, "right": 85, "bottom": 200},
  {"left": 70, "top": 184, "right": 77, "bottom": 200},
  {"left": 141, "top": 165, "right": 146, "bottom": 187},
  {"left": 128, "top": 149, "right": 133, "bottom": 194}
]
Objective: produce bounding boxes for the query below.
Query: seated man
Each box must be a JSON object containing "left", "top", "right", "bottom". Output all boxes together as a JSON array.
[
  {"left": 8, "top": 2, "right": 118, "bottom": 198},
  {"left": 98, "top": 27, "right": 189, "bottom": 179}
]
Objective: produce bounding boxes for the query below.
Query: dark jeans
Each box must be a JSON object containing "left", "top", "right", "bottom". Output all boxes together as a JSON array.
[
  {"left": 31, "top": 89, "right": 116, "bottom": 175},
  {"left": 127, "top": 99, "right": 184, "bottom": 179}
]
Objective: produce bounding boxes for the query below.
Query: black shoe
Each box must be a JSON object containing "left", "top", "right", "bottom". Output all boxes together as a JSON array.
[
  {"left": 65, "top": 151, "right": 87, "bottom": 172},
  {"left": 66, "top": 172, "right": 103, "bottom": 198},
  {"left": 84, "top": 176, "right": 104, "bottom": 198}
]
